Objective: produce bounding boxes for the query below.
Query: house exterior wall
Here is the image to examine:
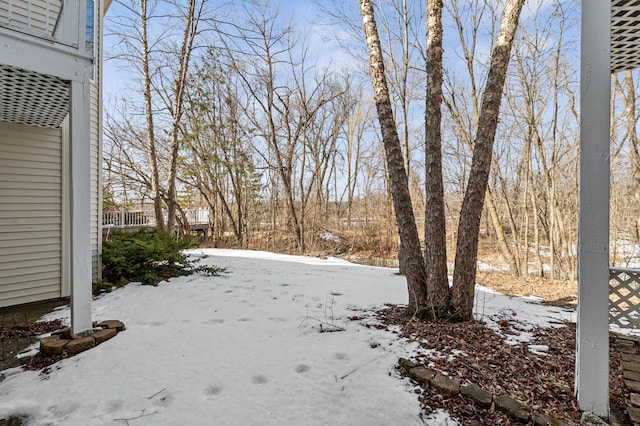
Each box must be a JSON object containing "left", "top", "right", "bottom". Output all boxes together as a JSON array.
[
  {"left": 90, "top": 82, "right": 100, "bottom": 281},
  {"left": 0, "top": 122, "right": 63, "bottom": 308},
  {"left": 0, "top": 0, "right": 63, "bottom": 38},
  {"left": 0, "top": 0, "right": 105, "bottom": 309}
]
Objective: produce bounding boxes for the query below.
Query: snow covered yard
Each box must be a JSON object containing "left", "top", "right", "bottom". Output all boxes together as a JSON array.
[{"left": 0, "top": 249, "right": 575, "bottom": 425}]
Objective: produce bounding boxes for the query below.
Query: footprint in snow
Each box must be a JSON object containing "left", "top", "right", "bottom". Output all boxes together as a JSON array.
[
  {"left": 206, "top": 319, "right": 225, "bottom": 325},
  {"left": 151, "top": 391, "right": 173, "bottom": 407},
  {"left": 252, "top": 375, "right": 268, "bottom": 385},
  {"left": 237, "top": 318, "right": 253, "bottom": 322},
  {"left": 334, "top": 353, "right": 348, "bottom": 361},
  {"left": 295, "top": 364, "right": 310, "bottom": 373},
  {"left": 205, "top": 385, "right": 223, "bottom": 396},
  {"left": 108, "top": 399, "right": 124, "bottom": 412}
]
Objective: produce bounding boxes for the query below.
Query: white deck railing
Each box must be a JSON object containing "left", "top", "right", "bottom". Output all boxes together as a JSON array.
[{"left": 102, "top": 208, "right": 211, "bottom": 229}]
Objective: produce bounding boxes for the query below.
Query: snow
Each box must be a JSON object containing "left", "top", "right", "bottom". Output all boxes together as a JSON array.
[
  {"left": 319, "top": 232, "right": 341, "bottom": 244},
  {"left": 0, "top": 249, "right": 576, "bottom": 425}
]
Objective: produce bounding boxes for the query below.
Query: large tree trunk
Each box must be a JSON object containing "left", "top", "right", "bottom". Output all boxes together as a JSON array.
[
  {"left": 359, "top": 0, "right": 428, "bottom": 314},
  {"left": 140, "top": 0, "right": 165, "bottom": 231},
  {"left": 424, "top": 0, "right": 450, "bottom": 316},
  {"left": 452, "top": 0, "right": 525, "bottom": 321}
]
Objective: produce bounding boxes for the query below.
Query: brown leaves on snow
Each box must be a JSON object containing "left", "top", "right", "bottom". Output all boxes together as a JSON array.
[{"left": 376, "top": 305, "right": 626, "bottom": 425}]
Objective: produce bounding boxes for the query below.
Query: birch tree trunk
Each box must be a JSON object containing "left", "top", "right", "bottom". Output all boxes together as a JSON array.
[
  {"left": 424, "top": 0, "right": 450, "bottom": 315},
  {"left": 443, "top": 1, "right": 519, "bottom": 277},
  {"left": 452, "top": 0, "right": 525, "bottom": 320},
  {"left": 359, "top": 0, "right": 428, "bottom": 314}
]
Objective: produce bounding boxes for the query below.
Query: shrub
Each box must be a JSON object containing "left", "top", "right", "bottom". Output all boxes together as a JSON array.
[{"left": 96, "top": 229, "right": 226, "bottom": 294}]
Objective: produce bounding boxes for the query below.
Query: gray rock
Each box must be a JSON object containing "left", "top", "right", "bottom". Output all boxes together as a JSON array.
[
  {"left": 532, "top": 412, "right": 565, "bottom": 426},
  {"left": 430, "top": 374, "right": 460, "bottom": 396},
  {"left": 580, "top": 412, "right": 608, "bottom": 426},
  {"left": 460, "top": 383, "right": 492, "bottom": 408},
  {"left": 408, "top": 366, "right": 436, "bottom": 384},
  {"left": 398, "top": 358, "right": 417, "bottom": 372},
  {"left": 494, "top": 394, "right": 530, "bottom": 423}
]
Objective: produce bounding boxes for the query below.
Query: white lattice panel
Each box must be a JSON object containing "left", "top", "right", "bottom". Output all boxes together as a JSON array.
[
  {"left": 609, "top": 268, "right": 640, "bottom": 328},
  {"left": 0, "top": 64, "right": 69, "bottom": 128},
  {"left": 612, "top": 0, "right": 640, "bottom": 73}
]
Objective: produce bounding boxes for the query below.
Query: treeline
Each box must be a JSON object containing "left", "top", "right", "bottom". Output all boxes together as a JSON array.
[{"left": 103, "top": 0, "right": 640, "bottom": 281}]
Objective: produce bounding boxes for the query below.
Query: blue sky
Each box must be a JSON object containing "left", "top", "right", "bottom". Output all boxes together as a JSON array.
[
  {"left": 101, "top": 0, "right": 571, "bottom": 115},
  {"left": 102, "top": 0, "right": 353, "bottom": 108}
]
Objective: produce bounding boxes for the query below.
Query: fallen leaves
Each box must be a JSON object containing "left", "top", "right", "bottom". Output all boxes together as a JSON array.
[
  {"left": 377, "top": 305, "right": 627, "bottom": 425},
  {"left": 0, "top": 320, "right": 63, "bottom": 340}
]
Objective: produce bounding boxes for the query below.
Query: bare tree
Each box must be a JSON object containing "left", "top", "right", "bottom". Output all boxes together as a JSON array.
[
  {"left": 424, "top": 0, "right": 449, "bottom": 315},
  {"left": 165, "top": 0, "right": 206, "bottom": 235},
  {"left": 359, "top": 0, "right": 428, "bottom": 314},
  {"left": 140, "top": 0, "right": 165, "bottom": 230},
  {"left": 451, "top": 0, "right": 525, "bottom": 320},
  {"left": 442, "top": 0, "right": 519, "bottom": 277}
]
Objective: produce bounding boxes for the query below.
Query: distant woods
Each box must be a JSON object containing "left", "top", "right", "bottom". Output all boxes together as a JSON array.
[{"left": 103, "top": 0, "right": 640, "bottom": 287}]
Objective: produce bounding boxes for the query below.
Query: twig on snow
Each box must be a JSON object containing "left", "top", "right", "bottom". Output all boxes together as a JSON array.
[
  {"left": 147, "top": 388, "right": 166, "bottom": 400},
  {"left": 114, "top": 408, "right": 160, "bottom": 425},
  {"left": 299, "top": 295, "right": 346, "bottom": 332}
]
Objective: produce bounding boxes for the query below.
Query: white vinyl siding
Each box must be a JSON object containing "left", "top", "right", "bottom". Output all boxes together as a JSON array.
[
  {"left": 0, "top": 122, "right": 62, "bottom": 308},
  {"left": 0, "top": 0, "right": 62, "bottom": 38},
  {"left": 90, "top": 82, "right": 100, "bottom": 280}
]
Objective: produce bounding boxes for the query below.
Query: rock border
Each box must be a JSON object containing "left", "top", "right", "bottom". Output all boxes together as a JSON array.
[
  {"left": 40, "top": 320, "right": 125, "bottom": 357},
  {"left": 614, "top": 334, "right": 640, "bottom": 425},
  {"left": 398, "top": 357, "right": 566, "bottom": 425}
]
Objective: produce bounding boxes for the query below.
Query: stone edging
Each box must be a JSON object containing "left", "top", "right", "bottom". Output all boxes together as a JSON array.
[
  {"left": 614, "top": 335, "right": 640, "bottom": 425},
  {"left": 39, "top": 320, "right": 126, "bottom": 357},
  {"left": 398, "top": 358, "right": 565, "bottom": 425}
]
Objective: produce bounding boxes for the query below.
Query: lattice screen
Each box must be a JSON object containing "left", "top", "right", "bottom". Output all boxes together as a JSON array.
[
  {"left": 609, "top": 267, "right": 640, "bottom": 328},
  {"left": 0, "top": 64, "right": 69, "bottom": 128},
  {"left": 612, "top": 0, "right": 640, "bottom": 73}
]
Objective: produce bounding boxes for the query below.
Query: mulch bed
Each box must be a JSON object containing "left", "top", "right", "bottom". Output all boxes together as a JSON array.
[
  {"left": 0, "top": 320, "right": 66, "bottom": 371},
  {"left": 0, "top": 320, "right": 62, "bottom": 340},
  {"left": 375, "top": 305, "right": 627, "bottom": 425}
]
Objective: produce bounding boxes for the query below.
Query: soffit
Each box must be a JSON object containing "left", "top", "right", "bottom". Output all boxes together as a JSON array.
[
  {"left": 0, "top": 64, "right": 69, "bottom": 129},
  {"left": 612, "top": 0, "right": 640, "bottom": 73}
]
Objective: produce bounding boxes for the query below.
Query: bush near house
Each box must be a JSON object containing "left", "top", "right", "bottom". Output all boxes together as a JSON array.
[{"left": 97, "top": 229, "right": 226, "bottom": 294}]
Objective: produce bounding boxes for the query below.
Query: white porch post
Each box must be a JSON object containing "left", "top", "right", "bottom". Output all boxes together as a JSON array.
[
  {"left": 576, "top": 0, "right": 611, "bottom": 417},
  {"left": 70, "top": 77, "right": 93, "bottom": 337}
]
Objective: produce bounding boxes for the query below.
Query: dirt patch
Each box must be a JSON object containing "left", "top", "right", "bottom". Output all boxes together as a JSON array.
[{"left": 0, "top": 320, "right": 65, "bottom": 371}]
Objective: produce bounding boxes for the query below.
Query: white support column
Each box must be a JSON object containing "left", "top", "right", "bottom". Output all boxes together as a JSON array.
[
  {"left": 70, "top": 78, "right": 93, "bottom": 337},
  {"left": 576, "top": 0, "right": 611, "bottom": 418}
]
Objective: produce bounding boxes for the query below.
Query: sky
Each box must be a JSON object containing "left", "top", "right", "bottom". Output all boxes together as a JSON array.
[
  {"left": 100, "top": 0, "right": 573, "bottom": 115},
  {"left": 101, "top": 0, "right": 342, "bottom": 106},
  {"left": 0, "top": 249, "right": 577, "bottom": 425}
]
